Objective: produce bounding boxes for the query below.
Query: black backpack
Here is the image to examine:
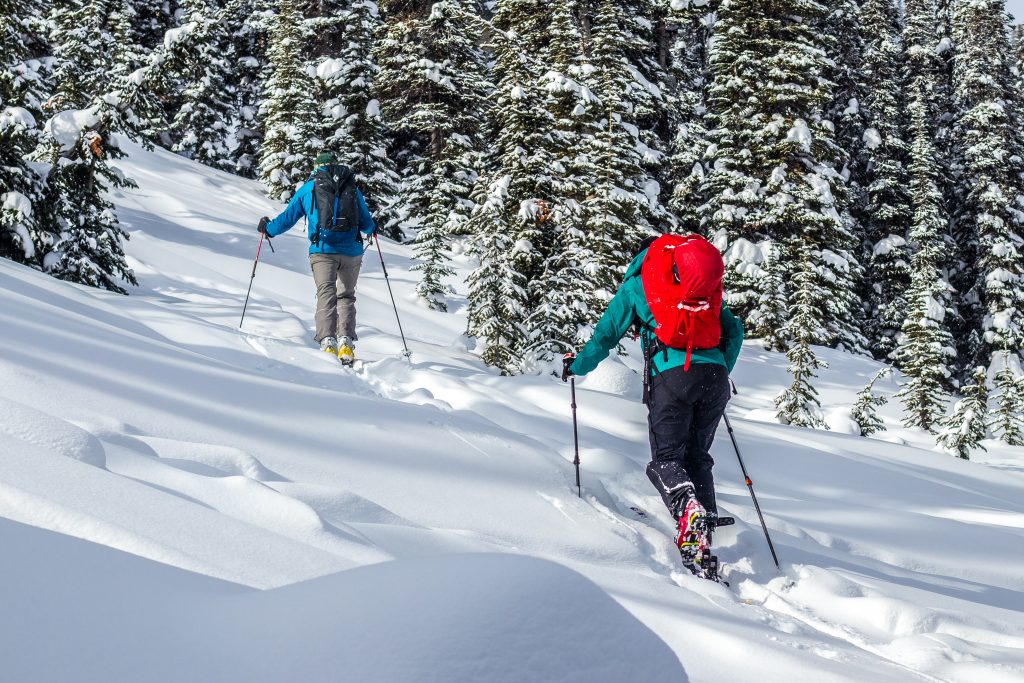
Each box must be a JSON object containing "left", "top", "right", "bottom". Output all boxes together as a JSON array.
[{"left": 311, "top": 164, "right": 361, "bottom": 245}]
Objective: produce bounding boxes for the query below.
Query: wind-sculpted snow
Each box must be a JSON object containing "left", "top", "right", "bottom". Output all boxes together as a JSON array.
[
  {"left": 0, "top": 142, "right": 1021, "bottom": 682},
  {"left": 0, "top": 519, "right": 684, "bottom": 683},
  {"left": 0, "top": 397, "right": 106, "bottom": 467}
]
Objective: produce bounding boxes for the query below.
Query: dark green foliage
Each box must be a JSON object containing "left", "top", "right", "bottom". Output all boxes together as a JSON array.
[
  {"left": 937, "top": 366, "right": 988, "bottom": 459},
  {"left": 852, "top": 369, "right": 890, "bottom": 437}
]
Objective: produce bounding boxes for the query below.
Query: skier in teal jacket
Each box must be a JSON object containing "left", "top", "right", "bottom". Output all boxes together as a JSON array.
[
  {"left": 569, "top": 248, "right": 743, "bottom": 378},
  {"left": 565, "top": 241, "right": 743, "bottom": 570}
]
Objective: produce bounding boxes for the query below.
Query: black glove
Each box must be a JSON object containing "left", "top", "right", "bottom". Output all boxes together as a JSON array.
[
  {"left": 257, "top": 216, "right": 270, "bottom": 234},
  {"left": 561, "top": 353, "right": 576, "bottom": 382}
]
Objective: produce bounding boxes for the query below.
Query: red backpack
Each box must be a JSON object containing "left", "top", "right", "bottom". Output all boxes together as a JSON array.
[{"left": 640, "top": 234, "right": 724, "bottom": 371}]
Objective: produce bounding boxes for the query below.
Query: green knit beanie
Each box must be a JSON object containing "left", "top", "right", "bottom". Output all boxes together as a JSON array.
[{"left": 314, "top": 151, "right": 337, "bottom": 165}]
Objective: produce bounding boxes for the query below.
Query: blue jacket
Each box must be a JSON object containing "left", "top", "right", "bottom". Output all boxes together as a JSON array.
[
  {"left": 266, "top": 170, "right": 376, "bottom": 256},
  {"left": 571, "top": 250, "right": 744, "bottom": 377}
]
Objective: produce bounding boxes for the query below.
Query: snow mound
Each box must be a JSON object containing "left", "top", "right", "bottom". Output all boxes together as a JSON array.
[
  {"left": 0, "top": 397, "right": 106, "bottom": 467},
  {"left": 0, "top": 519, "right": 684, "bottom": 683}
]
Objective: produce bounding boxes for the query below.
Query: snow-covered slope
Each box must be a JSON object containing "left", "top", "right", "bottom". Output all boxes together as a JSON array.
[{"left": 1, "top": 142, "right": 1022, "bottom": 683}]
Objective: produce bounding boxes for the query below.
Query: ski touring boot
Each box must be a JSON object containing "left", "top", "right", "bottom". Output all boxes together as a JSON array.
[
  {"left": 696, "top": 513, "right": 735, "bottom": 585},
  {"left": 676, "top": 497, "right": 710, "bottom": 575},
  {"left": 337, "top": 336, "right": 355, "bottom": 367},
  {"left": 320, "top": 336, "right": 339, "bottom": 356}
]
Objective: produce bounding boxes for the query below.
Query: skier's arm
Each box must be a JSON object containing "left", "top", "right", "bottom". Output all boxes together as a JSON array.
[
  {"left": 356, "top": 190, "right": 376, "bottom": 235},
  {"left": 570, "top": 283, "right": 637, "bottom": 376},
  {"left": 266, "top": 186, "right": 307, "bottom": 238},
  {"left": 719, "top": 304, "right": 744, "bottom": 373}
]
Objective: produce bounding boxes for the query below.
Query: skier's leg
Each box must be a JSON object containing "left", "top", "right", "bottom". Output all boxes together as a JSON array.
[
  {"left": 645, "top": 377, "right": 698, "bottom": 518},
  {"left": 310, "top": 254, "right": 341, "bottom": 343},
  {"left": 682, "top": 365, "right": 731, "bottom": 516},
  {"left": 335, "top": 254, "right": 363, "bottom": 341}
]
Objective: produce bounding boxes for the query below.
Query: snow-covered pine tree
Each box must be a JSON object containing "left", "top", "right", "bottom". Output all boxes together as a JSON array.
[
  {"left": 258, "top": 0, "right": 321, "bottom": 201},
  {"left": 104, "top": 0, "right": 175, "bottom": 144},
  {"left": 824, "top": 0, "right": 866, "bottom": 223},
  {"left": 856, "top": 0, "right": 913, "bottom": 359},
  {"left": 465, "top": 0, "right": 553, "bottom": 374},
  {"left": 991, "top": 352, "right": 1024, "bottom": 445},
  {"left": 775, "top": 239, "right": 827, "bottom": 429},
  {"left": 892, "top": 90, "right": 956, "bottom": 432},
  {"left": 36, "top": 134, "right": 138, "bottom": 293},
  {"left": 581, "top": 0, "right": 661, "bottom": 295},
  {"left": 589, "top": 0, "right": 672, "bottom": 219},
  {"left": 0, "top": 106, "right": 40, "bottom": 266},
  {"left": 950, "top": 0, "right": 1024, "bottom": 397},
  {"left": 408, "top": 0, "right": 492, "bottom": 301},
  {"left": 231, "top": 4, "right": 263, "bottom": 179},
  {"left": 374, "top": 0, "right": 490, "bottom": 239},
  {"left": 1015, "top": 25, "right": 1024, "bottom": 98},
  {"left": 936, "top": 366, "right": 989, "bottom": 459},
  {"left": 169, "top": 0, "right": 240, "bottom": 171},
  {"left": 851, "top": 368, "right": 890, "bottom": 437},
  {"left": 0, "top": 0, "right": 47, "bottom": 266},
  {"left": 666, "top": 0, "right": 714, "bottom": 229},
  {"left": 317, "top": 0, "right": 401, "bottom": 237},
  {"left": 36, "top": 0, "right": 138, "bottom": 293},
  {"left": 525, "top": 0, "right": 604, "bottom": 359},
  {"left": 699, "top": 0, "right": 862, "bottom": 353}
]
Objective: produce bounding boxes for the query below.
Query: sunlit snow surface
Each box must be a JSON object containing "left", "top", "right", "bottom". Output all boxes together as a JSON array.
[{"left": 1, "top": 142, "right": 1022, "bottom": 682}]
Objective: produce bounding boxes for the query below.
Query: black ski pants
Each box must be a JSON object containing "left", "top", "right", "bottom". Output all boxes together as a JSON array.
[{"left": 645, "top": 363, "right": 730, "bottom": 519}]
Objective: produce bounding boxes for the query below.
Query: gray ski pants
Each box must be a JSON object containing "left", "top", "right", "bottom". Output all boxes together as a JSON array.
[{"left": 310, "top": 253, "right": 362, "bottom": 342}]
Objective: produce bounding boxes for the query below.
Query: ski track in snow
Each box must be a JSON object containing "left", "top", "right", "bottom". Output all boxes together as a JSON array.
[{"left": 0, "top": 141, "right": 1022, "bottom": 682}]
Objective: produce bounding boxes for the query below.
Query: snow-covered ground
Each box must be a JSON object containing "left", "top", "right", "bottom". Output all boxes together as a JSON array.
[{"left": 1, "top": 142, "right": 1022, "bottom": 682}]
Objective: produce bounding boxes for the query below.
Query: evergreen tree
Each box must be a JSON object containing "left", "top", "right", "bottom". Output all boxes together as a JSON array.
[
  {"left": 170, "top": 0, "right": 240, "bottom": 171},
  {"left": 584, "top": 0, "right": 672, "bottom": 234},
  {"left": 824, "top": 0, "right": 866, "bottom": 219},
  {"left": 37, "top": 0, "right": 139, "bottom": 293},
  {"left": 258, "top": 0, "right": 321, "bottom": 201},
  {"left": 699, "top": 0, "right": 862, "bottom": 352},
  {"left": 0, "top": 0, "right": 47, "bottom": 265},
  {"left": 465, "top": 0, "right": 553, "bottom": 373},
  {"left": 406, "top": 0, "right": 492, "bottom": 297},
  {"left": 857, "top": 0, "right": 913, "bottom": 358},
  {"left": 950, "top": 0, "right": 1024, "bottom": 387},
  {"left": 991, "top": 352, "right": 1024, "bottom": 445},
  {"left": 525, "top": 0, "right": 605, "bottom": 358},
  {"left": 892, "top": 91, "right": 956, "bottom": 432},
  {"left": 851, "top": 368, "right": 890, "bottom": 437},
  {"left": 666, "top": 0, "right": 714, "bottom": 229},
  {"left": 317, "top": 0, "right": 400, "bottom": 235},
  {"left": 936, "top": 366, "right": 989, "bottom": 459},
  {"left": 374, "top": 0, "right": 490, "bottom": 238},
  {"left": 584, "top": 0, "right": 665, "bottom": 252},
  {"left": 775, "top": 240, "right": 827, "bottom": 429},
  {"left": 37, "top": 138, "right": 138, "bottom": 294},
  {"left": 904, "top": 0, "right": 962, "bottom": 352},
  {"left": 232, "top": 7, "right": 263, "bottom": 179}
]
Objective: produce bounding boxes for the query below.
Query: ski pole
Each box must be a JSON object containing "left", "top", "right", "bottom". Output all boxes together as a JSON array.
[
  {"left": 570, "top": 377, "right": 581, "bottom": 497},
  {"left": 723, "top": 391, "right": 782, "bottom": 572},
  {"left": 373, "top": 233, "right": 412, "bottom": 360},
  {"left": 240, "top": 232, "right": 272, "bottom": 329}
]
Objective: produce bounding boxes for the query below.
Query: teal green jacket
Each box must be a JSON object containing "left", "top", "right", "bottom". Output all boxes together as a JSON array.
[{"left": 570, "top": 250, "right": 744, "bottom": 377}]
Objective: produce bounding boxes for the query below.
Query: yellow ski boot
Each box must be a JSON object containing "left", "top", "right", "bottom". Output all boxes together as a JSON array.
[
  {"left": 337, "top": 336, "right": 355, "bottom": 367},
  {"left": 320, "top": 336, "right": 339, "bottom": 356}
]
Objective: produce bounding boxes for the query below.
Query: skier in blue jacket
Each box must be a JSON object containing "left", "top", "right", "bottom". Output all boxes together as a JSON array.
[{"left": 258, "top": 151, "right": 376, "bottom": 363}]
